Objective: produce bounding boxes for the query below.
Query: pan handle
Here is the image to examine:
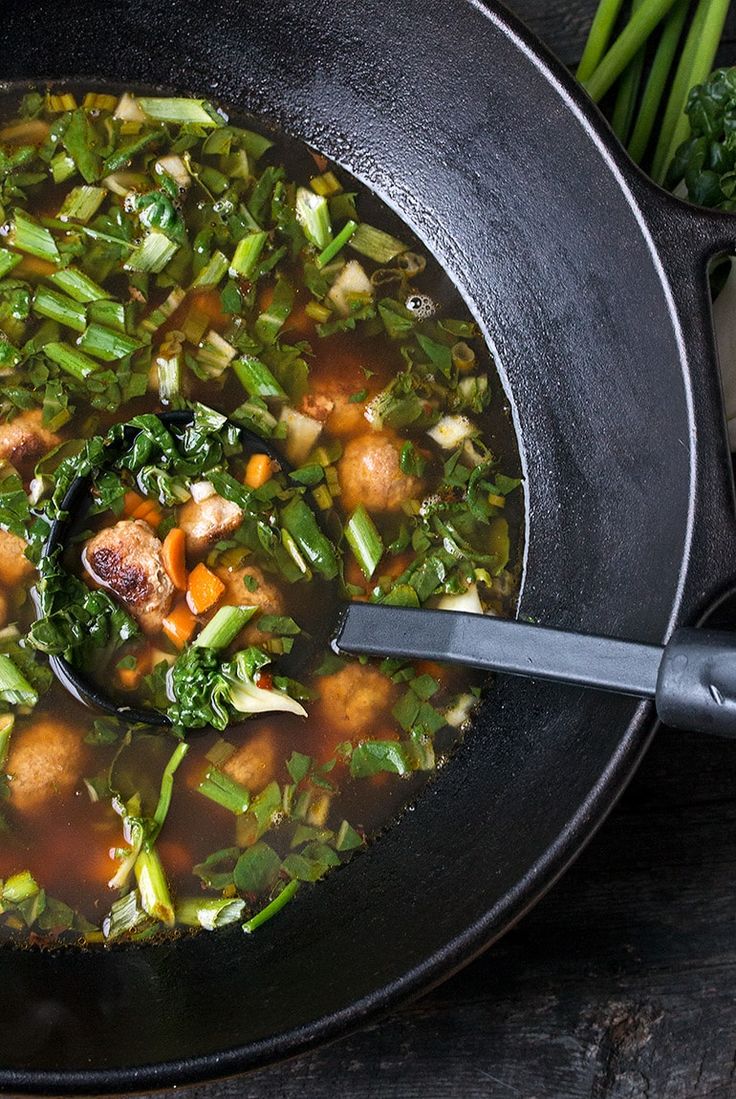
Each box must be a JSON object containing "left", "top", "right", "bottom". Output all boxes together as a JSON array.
[{"left": 631, "top": 179, "right": 736, "bottom": 617}]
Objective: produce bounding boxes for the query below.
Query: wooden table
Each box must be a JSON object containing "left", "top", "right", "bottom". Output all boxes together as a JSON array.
[{"left": 153, "top": 6, "right": 736, "bottom": 1097}]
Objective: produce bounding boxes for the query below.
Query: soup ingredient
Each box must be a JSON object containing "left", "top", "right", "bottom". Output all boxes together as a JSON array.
[
  {"left": 0, "top": 411, "right": 59, "bottom": 479},
  {"left": 338, "top": 432, "right": 424, "bottom": 513},
  {"left": 186, "top": 562, "right": 226, "bottom": 615},
  {"left": 317, "top": 664, "right": 394, "bottom": 737},
  {"left": 6, "top": 717, "right": 85, "bottom": 812},
  {"left": 84, "top": 519, "right": 175, "bottom": 634},
  {"left": 161, "top": 527, "right": 188, "bottom": 592},
  {"left": 222, "top": 728, "right": 277, "bottom": 792},
  {"left": 0, "top": 529, "right": 32, "bottom": 586},
  {"left": 179, "top": 495, "right": 244, "bottom": 555}
]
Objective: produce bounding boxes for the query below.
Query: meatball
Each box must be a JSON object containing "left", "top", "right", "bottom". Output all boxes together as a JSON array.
[
  {"left": 7, "top": 718, "right": 86, "bottom": 813},
  {"left": 317, "top": 663, "right": 394, "bottom": 738},
  {"left": 0, "top": 410, "right": 59, "bottom": 477},
  {"left": 337, "top": 432, "right": 424, "bottom": 514},
  {"left": 212, "top": 563, "right": 285, "bottom": 644},
  {"left": 179, "top": 494, "right": 243, "bottom": 557},
  {"left": 222, "top": 728, "right": 277, "bottom": 793},
  {"left": 301, "top": 378, "right": 369, "bottom": 439},
  {"left": 83, "top": 519, "right": 174, "bottom": 634},
  {"left": 0, "top": 529, "right": 33, "bottom": 587}
]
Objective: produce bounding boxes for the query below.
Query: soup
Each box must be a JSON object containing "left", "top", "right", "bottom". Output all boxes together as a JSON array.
[{"left": 0, "top": 87, "right": 523, "bottom": 944}]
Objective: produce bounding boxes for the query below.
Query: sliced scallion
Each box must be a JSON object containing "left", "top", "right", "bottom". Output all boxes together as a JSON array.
[
  {"left": 281, "top": 496, "right": 339, "bottom": 580},
  {"left": 44, "top": 341, "right": 101, "bottom": 380},
  {"left": 191, "top": 249, "right": 229, "bottom": 288},
  {"left": 316, "top": 219, "right": 358, "bottom": 269},
  {"left": 175, "top": 896, "right": 245, "bottom": 930},
  {"left": 2, "top": 869, "right": 40, "bottom": 905},
  {"left": 233, "top": 355, "right": 287, "bottom": 399},
  {"left": 58, "top": 185, "right": 106, "bottom": 223},
  {"left": 48, "top": 266, "right": 111, "bottom": 303},
  {"left": 195, "top": 605, "right": 258, "bottom": 650},
  {"left": 0, "top": 249, "right": 21, "bottom": 279},
  {"left": 229, "top": 230, "right": 267, "bottom": 278},
  {"left": 88, "top": 298, "right": 126, "bottom": 331},
  {"left": 197, "top": 767, "right": 252, "bottom": 815},
  {"left": 124, "top": 231, "right": 178, "bottom": 274},
  {"left": 77, "top": 323, "right": 142, "bottom": 362},
  {"left": 32, "top": 286, "right": 87, "bottom": 333},
  {"left": 136, "top": 97, "right": 221, "bottom": 126},
  {"left": 50, "top": 151, "right": 76, "bottom": 184},
  {"left": 134, "top": 847, "right": 175, "bottom": 927},
  {"left": 138, "top": 287, "right": 186, "bottom": 335},
  {"left": 345, "top": 504, "right": 385, "bottom": 580},
  {"left": 10, "top": 210, "right": 59, "bottom": 262},
  {"left": 349, "top": 222, "right": 407, "bottom": 263},
  {"left": 156, "top": 346, "right": 183, "bottom": 405},
  {"left": 295, "top": 186, "right": 332, "bottom": 250},
  {"left": 0, "top": 714, "right": 14, "bottom": 770},
  {"left": 243, "top": 880, "right": 300, "bottom": 934},
  {"left": 0, "top": 653, "right": 37, "bottom": 707}
]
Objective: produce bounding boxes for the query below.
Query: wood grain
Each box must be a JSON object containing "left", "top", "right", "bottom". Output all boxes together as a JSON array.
[{"left": 147, "top": 6, "right": 736, "bottom": 1097}]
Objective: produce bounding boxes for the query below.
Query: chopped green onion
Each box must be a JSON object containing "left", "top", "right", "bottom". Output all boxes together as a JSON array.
[
  {"left": 0, "top": 249, "right": 21, "bottom": 279},
  {"left": 610, "top": 0, "right": 647, "bottom": 143},
  {"left": 134, "top": 847, "right": 175, "bottom": 927},
  {"left": 296, "top": 186, "right": 332, "bottom": 249},
  {"left": 345, "top": 504, "right": 385, "bottom": 580},
  {"left": 32, "top": 286, "right": 87, "bottom": 333},
  {"left": 10, "top": 210, "right": 59, "bottom": 262},
  {"left": 195, "top": 330, "right": 237, "bottom": 377},
  {"left": 136, "top": 97, "right": 221, "bottom": 127},
  {"left": 138, "top": 287, "right": 186, "bottom": 335},
  {"left": 150, "top": 741, "right": 189, "bottom": 840},
  {"left": 0, "top": 653, "right": 37, "bottom": 707},
  {"left": 88, "top": 298, "right": 126, "bottom": 331},
  {"left": 0, "top": 714, "right": 14, "bottom": 769},
  {"left": 156, "top": 345, "right": 183, "bottom": 406},
  {"left": 194, "top": 605, "right": 258, "bottom": 650},
  {"left": 58, "top": 185, "right": 106, "bottom": 223},
  {"left": 229, "top": 230, "right": 267, "bottom": 278},
  {"left": 349, "top": 223, "right": 407, "bottom": 263},
  {"left": 77, "top": 323, "right": 141, "bottom": 362},
  {"left": 124, "top": 231, "right": 178, "bottom": 274},
  {"left": 197, "top": 767, "right": 251, "bottom": 814},
  {"left": 316, "top": 219, "right": 358, "bottom": 269},
  {"left": 48, "top": 266, "right": 111, "bottom": 303},
  {"left": 310, "top": 171, "right": 342, "bottom": 196},
  {"left": 50, "top": 152, "right": 76, "bottom": 184},
  {"left": 2, "top": 869, "right": 40, "bottom": 905},
  {"left": 233, "top": 355, "right": 287, "bottom": 399},
  {"left": 175, "top": 896, "right": 245, "bottom": 930},
  {"left": 304, "top": 300, "right": 331, "bottom": 323},
  {"left": 103, "top": 891, "right": 146, "bottom": 940},
  {"left": 44, "top": 341, "right": 101, "bottom": 380},
  {"left": 254, "top": 278, "right": 294, "bottom": 344},
  {"left": 243, "top": 880, "right": 300, "bottom": 933},
  {"left": 191, "top": 249, "right": 228, "bottom": 288}
]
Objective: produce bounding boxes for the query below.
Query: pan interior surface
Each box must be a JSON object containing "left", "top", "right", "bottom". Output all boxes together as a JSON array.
[{"left": 0, "top": 0, "right": 723, "bottom": 1090}]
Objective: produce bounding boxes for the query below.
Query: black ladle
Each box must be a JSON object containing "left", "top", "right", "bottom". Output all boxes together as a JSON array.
[{"left": 46, "top": 413, "right": 736, "bottom": 737}]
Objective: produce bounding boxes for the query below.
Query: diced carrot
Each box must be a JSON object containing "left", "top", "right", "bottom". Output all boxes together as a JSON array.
[
  {"left": 186, "top": 562, "right": 225, "bottom": 615},
  {"left": 123, "top": 491, "right": 162, "bottom": 528},
  {"left": 244, "top": 453, "right": 275, "bottom": 490},
  {"left": 123, "top": 490, "right": 146, "bottom": 517},
  {"left": 118, "top": 648, "right": 153, "bottom": 689},
  {"left": 161, "top": 527, "right": 188, "bottom": 591},
  {"left": 162, "top": 600, "right": 198, "bottom": 649}
]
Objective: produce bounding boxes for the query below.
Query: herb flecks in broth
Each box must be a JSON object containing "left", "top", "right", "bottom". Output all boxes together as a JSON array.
[{"left": 0, "top": 88, "right": 522, "bottom": 944}]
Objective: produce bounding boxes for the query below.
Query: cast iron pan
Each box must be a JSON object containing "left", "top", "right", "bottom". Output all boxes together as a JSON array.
[{"left": 2, "top": 0, "right": 736, "bottom": 1092}]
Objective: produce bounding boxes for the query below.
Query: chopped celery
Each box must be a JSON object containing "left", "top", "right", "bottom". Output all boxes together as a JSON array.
[{"left": 197, "top": 767, "right": 252, "bottom": 814}]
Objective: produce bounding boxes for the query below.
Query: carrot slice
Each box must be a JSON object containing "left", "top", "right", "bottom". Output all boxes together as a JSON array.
[
  {"left": 118, "top": 648, "right": 153, "bottom": 689},
  {"left": 244, "top": 453, "right": 275, "bottom": 490},
  {"left": 162, "top": 601, "right": 198, "bottom": 649},
  {"left": 123, "top": 490, "right": 146, "bottom": 517},
  {"left": 186, "top": 562, "right": 225, "bottom": 615},
  {"left": 123, "top": 491, "right": 162, "bottom": 528},
  {"left": 161, "top": 527, "right": 188, "bottom": 591}
]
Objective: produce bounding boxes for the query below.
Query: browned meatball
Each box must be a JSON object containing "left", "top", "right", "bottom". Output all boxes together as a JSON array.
[
  {"left": 212, "top": 563, "right": 285, "bottom": 645},
  {"left": 7, "top": 718, "right": 86, "bottom": 813},
  {"left": 0, "top": 410, "right": 59, "bottom": 477},
  {"left": 83, "top": 519, "right": 174, "bottom": 634},
  {"left": 317, "top": 663, "right": 394, "bottom": 737},
  {"left": 0, "top": 529, "right": 33, "bottom": 587},
  {"left": 178, "top": 494, "right": 243, "bottom": 557},
  {"left": 337, "top": 432, "right": 423, "bottom": 514},
  {"left": 301, "top": 378, "right": 369, "bottom": 439},
  {"left": 222, "top": 728, "right": 277, "bottom": 793}
]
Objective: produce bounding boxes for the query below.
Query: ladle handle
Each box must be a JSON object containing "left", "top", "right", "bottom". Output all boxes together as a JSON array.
[{"left": 334, "top": 605, "right": 736, "bottom": 737}]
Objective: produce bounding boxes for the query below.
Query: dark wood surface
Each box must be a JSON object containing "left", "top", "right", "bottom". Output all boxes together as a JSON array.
[{"left": 150, "top": 7, "right": 736, "bottom": 1098}]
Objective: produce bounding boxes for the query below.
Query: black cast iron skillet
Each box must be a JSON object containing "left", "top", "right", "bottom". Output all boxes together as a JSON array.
[{"left": 3, "top": 0, "right": 736, "bottom": 1092}]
